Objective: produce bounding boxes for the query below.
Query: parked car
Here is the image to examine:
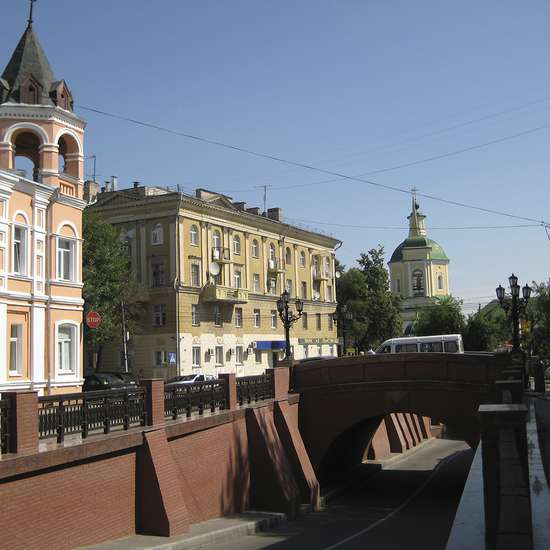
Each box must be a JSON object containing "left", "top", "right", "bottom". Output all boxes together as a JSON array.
[
  {"left": 83, "top": 373, "right": 136, "bottom": 392},
  {"left": 166, "top": 374, "right": 216, "bottom": 386}
]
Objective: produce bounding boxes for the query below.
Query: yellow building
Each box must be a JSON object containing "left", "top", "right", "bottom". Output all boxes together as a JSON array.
[
  {"left": 388, "top": 195, "right": 450, "bottom": 333},
  {"left": 0, "top": 17, "right": 86, "bottom": 393},
  {"left": 89, "top": 186, "right": 341, "bottom": 378}
]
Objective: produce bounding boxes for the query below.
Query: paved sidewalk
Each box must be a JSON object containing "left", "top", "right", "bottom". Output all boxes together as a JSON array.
[{"left": 79, "top": 512, "right": 287, "bottom": 550}]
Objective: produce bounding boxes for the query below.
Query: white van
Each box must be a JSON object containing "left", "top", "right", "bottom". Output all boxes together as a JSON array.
[{"left": 375, "top": 334, "right": 464, "bottom": 354}]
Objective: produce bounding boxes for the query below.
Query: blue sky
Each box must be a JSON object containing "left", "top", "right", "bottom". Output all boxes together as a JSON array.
[{"left": 2, "top": 1, "right": 550, "bottom": 313}]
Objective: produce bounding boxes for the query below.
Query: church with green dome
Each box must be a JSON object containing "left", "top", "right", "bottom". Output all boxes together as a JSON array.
[{"left": 388, "top": 194, "right": 450, "bottom": 333}]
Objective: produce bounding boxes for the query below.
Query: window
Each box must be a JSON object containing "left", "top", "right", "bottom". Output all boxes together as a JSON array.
[
  {"left": 214, "top": 305, "right": 222, "bottom": 327},
  {"left": 300, "top": 251, "right": 306, "bottom": 267},
  {"left": 268, "top": 277, "right": 277, "bottom": 295},
  {"left": 253, "top": 273, "right": 261, "bottom": 292},
  {"left": 234, "top": 269, "right": 242, "bottom": 288},
  {"left": 57, "top": 238, "right": 75, "bottom": 281},
  {"left": 13, "top": 225, "right": 27, "bottom": 275},
  {"left": 235, "top": 307, "right": 243, "bottom": 328},
  {"left": 151, "top": 223, "right": 163, "bottom": 245},
  {"left": 9, "top": 324, "right": 22, "bottom": 374},
  {"left": 444, "top": 341, "right": 459, "bottom": 353},
  {"left": 313, "top": 281, "right": 321, "bottom": 300},
  {"left": 395, "top": 343, "right": 418, "bottom": 353},
  {"left": 269, "top": 243, "right": 276, "bottom": 262},
  {"left": 271, "top": 310, "right": 277, "bottom": 329},
  {"left": 396, "top": 279, "right": 401, "bottom": 293},
  {"left": 328, "top": 313, "right": 334, "bottom": 328},
  {"left": 192, "top": 304, "right": 200, "bottom": 326},
  {"left": 255, "top": 350, "right": 262, "bottom": 364},
  {"left": 253, "top": 309, "right": 261, "bottom": 328},
  {"left": 412, "top": 269, "right": 424, "bottom": 297},
  {"left": 420, "top": 342, "right": 443, "bottom": 352},
  {"left": 438, "top": 273, "right": 444, "bottom": 290},
  {"left": 190, "top": 225, "right": 199, "bottom": 246},
  {"left": 303, "top": 345, "right": 309, "bottom": 358},
  {"left": 212, "top": 230, "right": 221, "bottom": 249},
  {"left": 302, "top": 312, "right": 308, "bottom": 329},
  {"left": 57, "top": 324, "right": 76, "bottom": 374},
  {"left": 191, "top": 262, "right": 201, "bottom": 287},
  {"left": 236, "top": 345, "right": 244, "bottom": 365},
  {"left": 317, "top": 345, "right": 322, "bottom": 356},
  {"left": 301, "top": 281, "right": 307, "bottom": 299},
  {"left": 316, "top": 313, "right": 321, "bottom": 330},
  {"left": 192, "top": 346, "right": 201, "bottom": 368},
  {"left": 215, "top": 346, "right": 224, "bottom": 366},
  {"left": 327, "top": 286, "right": 333, "bottom": 302},
  {"left": 286, "top": 279, "right": 293, "bottom": 297},
  {"left": 233, "top": 235, "right": 241, "bottom": 255},
  {"left": 324, "top": 257, "right": 331, "bottom": 277},
  {"left": 285, "top": 247, "right": 292, "bottom": 265},
  {"left": 154, "top": 350, "right": 167, "bottom": 366},
  {"left": 252, "top": 239, "right": 259, "bottom": 257},
  {"left": 152, "top": 304, "right": 167, "bottom": 326},
  {"left": 151, "top": 260, "right": 165, "bottom": 287}
]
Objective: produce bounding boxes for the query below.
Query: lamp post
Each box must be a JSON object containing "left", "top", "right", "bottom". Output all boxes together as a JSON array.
[
  {"left": 277, "top": 290, "right": 304, "bottom": 360},
  {"left": 496, "top": 273, "right": 532, "bottom": 354},
  {"left": 333, "top": 304, "right": 353, "bottom": 357}
]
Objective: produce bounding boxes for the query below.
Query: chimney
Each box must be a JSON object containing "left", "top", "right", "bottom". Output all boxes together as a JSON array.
[
  {"left": 234, "top": 202, "right": 246, "bottom": 211},
  {"left": 84, "top": 180, "right": 100, "bottom": 204},
  {"left": 133, "top": 181, "right": 140, "bottom": 188},
  {"left": 267, "top": 208, "right": 283, "bottom": 222},
  {"left": 111, "top": 176, "right": 118, "bottom": 191},
  {"left": 246, "top": 207, "right": 261, "bottom": 215}
]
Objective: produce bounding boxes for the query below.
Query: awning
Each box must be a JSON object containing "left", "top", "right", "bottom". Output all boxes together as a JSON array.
[{"left": 255, "top": 341, "right": 286, "bottom": 351}]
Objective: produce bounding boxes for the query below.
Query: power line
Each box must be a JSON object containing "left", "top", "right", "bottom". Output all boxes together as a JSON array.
[{"left": 76, "top": 104, "right": 550, "bottom": 227}]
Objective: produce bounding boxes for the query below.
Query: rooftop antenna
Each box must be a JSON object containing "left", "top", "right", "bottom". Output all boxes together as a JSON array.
[
  {"left": 255, "top": 184, "right": 271, "bottom": 215},
  {"left": 28, "top": 0, "right": 37, "bottom": 27}
]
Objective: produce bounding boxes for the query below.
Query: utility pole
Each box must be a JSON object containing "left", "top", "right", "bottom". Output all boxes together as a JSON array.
[{"left": 121, "top": 301, "right": 129, "bottom": 373}]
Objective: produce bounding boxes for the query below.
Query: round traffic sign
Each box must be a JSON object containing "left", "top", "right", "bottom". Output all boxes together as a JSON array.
[{"left": 85, "top": 311, "right": 102, "bottom": 329}]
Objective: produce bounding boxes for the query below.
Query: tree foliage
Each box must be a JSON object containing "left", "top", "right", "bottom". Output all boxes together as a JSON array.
[
  {"left": 525, "top": 280, "right": 550, "bottom": 361},
  {"left": 462, "top": 307, "right": 509, "bottom": 351},
  {"left": 415, "top": 295, "right": 465, "bottom": 336},
  {"left": 83, "top": 211, "right": 143, "bottom": 368},
  {"left": 336, "top": 246, "right": 401, "bottom": 351}
]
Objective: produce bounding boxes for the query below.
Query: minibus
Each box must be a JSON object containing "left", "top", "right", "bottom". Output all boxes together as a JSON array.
[{"left": 375, "top": 334, "right": 464, "bottom": 354}]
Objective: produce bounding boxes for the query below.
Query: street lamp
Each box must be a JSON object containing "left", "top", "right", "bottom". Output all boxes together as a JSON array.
[
  {"left": 277, "top": 290, "right": 304, "bottom": 360},
  {"left": 333, "top": 304, "right": 353, "bottom": 356},
  {"left": 495, "top": 273, "right": 532, "bottom": 354}
]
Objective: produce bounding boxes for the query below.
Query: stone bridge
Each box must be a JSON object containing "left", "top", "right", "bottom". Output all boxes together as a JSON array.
[{"left": 292, "top": 352, "right": 509, "bottom": 475}]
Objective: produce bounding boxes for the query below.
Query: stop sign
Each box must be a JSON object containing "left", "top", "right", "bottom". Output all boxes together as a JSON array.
[{"left": 85, "top": 311, "right": 102, "bottom": 329}]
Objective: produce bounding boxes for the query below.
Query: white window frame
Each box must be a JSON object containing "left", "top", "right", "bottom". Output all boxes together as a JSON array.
[
  {"left": 192, "top": 304, "right": 200, "bottom": 326},
  {"left": 252, "top": 239, "right": 259, "bottom": 257},
  {"left": 233, "top": 235, "right": 241, "bottom": 255},
  {"left": 12, "top": 224, "right": 28, "bottom": 275},
  {"left": 234, "top": 269, "right": 242, "bottom": 289},
  {"left": 9, "top": 324, "right": 22, "bottom": 375},
  {"left": 192, "top": 346, "right": 201, "bottom": 368},
  {"left": 154, "top": 350, "right": 167, "bottom": 367},
  {"left": 271, "top": 310, "right": 277, "bottom": 329},
  {"left": 300, "top": 251, "right": 306, "bottom": 267},
  {"left": 190, "top": 225, "right": 199, "bottom": 246},
  {"left": 253, "top": 309, "right": 261, "bottom": 328},
  {"left": 190, "top": 261, "right": 201, "bottom": 287},
  {"left": 286, "top": 279, "right": 293, "bottom": 297},
  {"left": 57, "top": 237, "right": 76, "bottom": 282},
  {"left": 253, "top": 273, "right": 260, "bottom": 292},
  {"left": 151, "top": 223, "right": 163, "bottom": 245},
  {"left": 212, "top": 230, "right": 221, "bottom": 249},
  {"left": 235, "top": 307, "right": 243, "bottom": 328},
  {"left": 285, "top": 247, "right": 292, "bottom": 265},
  {"left": 269, "top": 244, "right": 276, "bottom": 262},
  {"left": 236, "top": 345, "right": 244, "bottom": 365},
  {"left": 151, "top": 259, "right": 165, "bottom": 287},
  {"left": 215, "top": 345, "right": 224, "bottom": 367},
  {"left": 268, "top": 277, "right": 276, "bottom": 295},
  {"left": 152, "top": 304, "right": 167, "bottom": 327},
  {"left": 54, "top": 321, "right": 80, "bottom": 379}
]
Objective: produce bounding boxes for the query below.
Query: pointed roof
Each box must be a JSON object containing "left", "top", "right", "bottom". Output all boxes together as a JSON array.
[{"left": 1, "top": 22, "right": 57, "bottom": 106}]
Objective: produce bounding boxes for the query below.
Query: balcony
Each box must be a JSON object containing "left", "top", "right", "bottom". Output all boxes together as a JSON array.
[
  {"left": 313, "top": 266, "right": 331, "bottom": 281},
  {"left": 211, "top": 247, "right": 231, "bottom": 263},
  {"left": 267, "top": 258, "right": 285, "bottom": 273},
  {"left": 201, "top": 283, "right": 248, "bottom": 304}
]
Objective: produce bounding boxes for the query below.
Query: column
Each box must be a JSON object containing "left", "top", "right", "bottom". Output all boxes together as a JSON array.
[
  {"left": 31, "top": 305, "right": 46, "bottom": 385},
  {"left": 202, "top": 222, "right": 209, "bottom": 284},
  {"left": 261, "top": 237, "right": 267, "bottom": 294},
  {"left": 293, "top": 245, "right": 299, "bottom": 298},
  {"left": 244, "top": 232, "right": 250, "bottom": 289},
  {"left": 0, "top": 302, "right": 6, "bottom": 383}
]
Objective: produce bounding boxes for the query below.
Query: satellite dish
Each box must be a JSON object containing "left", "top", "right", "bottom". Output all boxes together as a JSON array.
[
  {"left": 335, "top": 271, "right": 341, "bottom": 279},
  {"left": 209, "top": 262, "right": 220, "bottom": 276}
]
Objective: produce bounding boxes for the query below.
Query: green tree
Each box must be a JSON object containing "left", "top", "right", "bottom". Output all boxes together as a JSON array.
[
  {"left": 337, "top": 246, "right": 401, "bottom": 351},
  {"left": 462, "top": 307, "right": 509, "bottom": 351},
  {"left": 525, "top": 280, "right": 550, "bottom": 361},
  {"left": 415, "top": 295, "right": 465, "bottom": 336},
  {"left": 83, "top": 211, "right": 143, "bottom": 370}
]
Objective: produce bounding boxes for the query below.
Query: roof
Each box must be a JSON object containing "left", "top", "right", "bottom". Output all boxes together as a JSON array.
[
  {"left": 1, "top": 24, "right": 56, "bottom": 105},
  {"left": 389, "top": 236, "right": 449, "bottom": 263}
]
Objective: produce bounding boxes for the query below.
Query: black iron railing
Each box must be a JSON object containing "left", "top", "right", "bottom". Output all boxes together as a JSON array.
[
  {"left": 38, "top": 388, "right": 147, "bottom": 443},
  {"left": 164, "top": 379, "right": 226, "bottom": 420},
  {"left": 236, "top": 373, "right": 273, "bottom": 406},
  {"left": 0, "top": 397, "right": 11, "bottom": 454}
]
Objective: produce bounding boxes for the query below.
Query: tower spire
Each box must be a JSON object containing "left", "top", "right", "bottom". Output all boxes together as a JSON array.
[
  {"left": 407, "top": 187, "right": 427, "bottom": 237},
  {"left": 28, "top": 0, "right": 37, "bottom": 28}
]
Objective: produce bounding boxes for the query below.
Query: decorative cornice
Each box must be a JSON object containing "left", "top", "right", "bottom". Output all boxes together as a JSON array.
[{"left": 0, "top": 103, "right": 86, "bottom": 132}]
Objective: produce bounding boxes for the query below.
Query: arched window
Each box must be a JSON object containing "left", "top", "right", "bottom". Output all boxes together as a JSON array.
[
  {"left": 151, "top": 223, "right": 163, "bottom": 245},
  {"left": 252, "top": 239, "right": 259, "bottom": 257},
  {"left": 438, "top": 273, "right": 444, "bottom": 290},
  {"left": 212, "top": 230, "right": 221, "bottom": 249},
  {"left": 57, "top": 134, "right": 81, "bottom": 178},
  {"left": 13, "top": 131, "right": 41, "bottom": 181},
  {"left": 285, "top": 247, "right": 292, "bottom": 265},
  {"left": 190, "top": 225, "right": 199, "bottom": 246},
  {"left": 300, "top": 251, "right": 306, "bottom": 267},
  {"left": 233, "top": 235, "right": 241, "bottom": 255},
  {"left": 412, "top": 269, "right": 424, "bottom": 296},
  {"left": 269, "top": 243, "right": 276, "bottom": 261}
]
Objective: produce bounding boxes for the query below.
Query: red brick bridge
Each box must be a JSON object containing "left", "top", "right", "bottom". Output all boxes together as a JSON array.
[{"left": 292, "top": 352, "right": 509, "bottom": 475}]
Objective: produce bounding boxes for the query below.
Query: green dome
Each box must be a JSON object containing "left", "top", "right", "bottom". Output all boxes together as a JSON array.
[{"left": 389, "top": 236, "right": 449, "bottom": 263}]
